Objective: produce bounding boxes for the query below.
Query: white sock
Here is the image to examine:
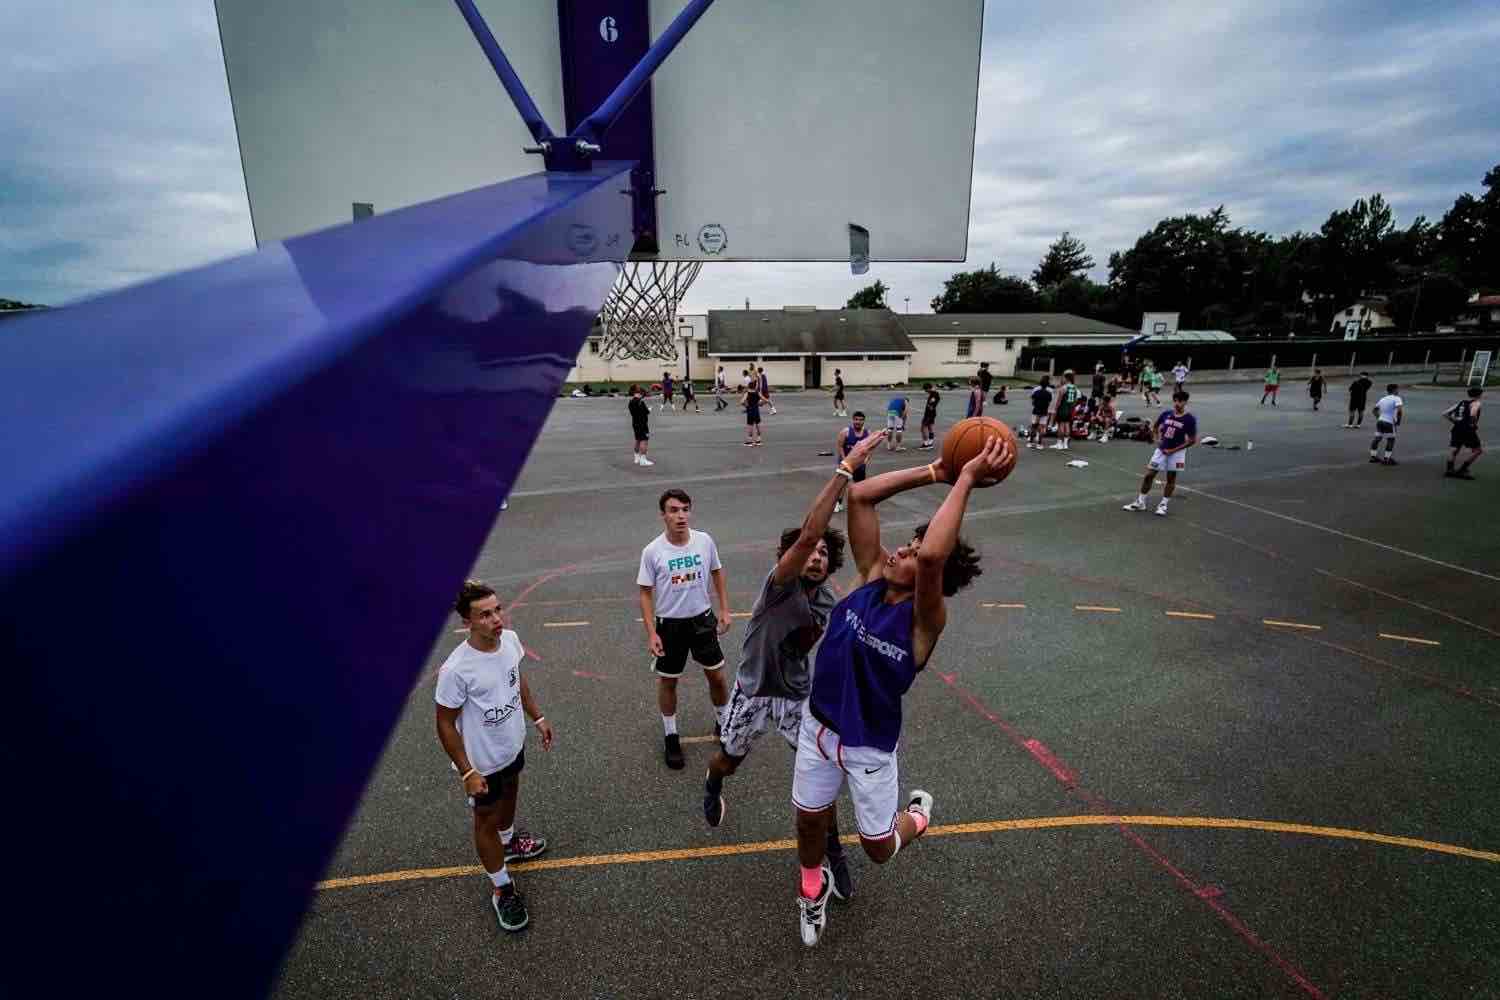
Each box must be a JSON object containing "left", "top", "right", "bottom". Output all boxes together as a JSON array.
[
  {"left": 716, "top": 703, "right": 729, "bottom": 729},
  {"left": 500, "top": 826, "right": 514, "bottom": 847},
  {"left": 662, "top": 714, "right": 678, "bottom": 736},
  {"left": 1158, "top": 497, "right": 1170, "bottom": 509},
  {"left": 1137, "top": 494, "right": 1148, "bottom": 506},
  {"left": 489, "top": 865, "right": 512, "bottom": 888}
]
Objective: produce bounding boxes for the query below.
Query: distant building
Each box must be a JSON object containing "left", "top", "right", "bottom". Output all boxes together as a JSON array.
[
  {"left": 903, "top": 312, "right": 1135, "bottom": 379},
  {"left": 566, "top": 313, "right": 708, "bottom": 387},
  {"left": 707, "top": 308, "right": 914, "bottom": 388},
  {"left": 1331, "top": 298, "right": 1397, "bottom": 338},
  {"left": 1456, "top": 294, "right": 1500, "bottom": 331}
]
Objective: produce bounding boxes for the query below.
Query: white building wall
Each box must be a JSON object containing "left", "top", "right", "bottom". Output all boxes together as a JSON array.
[
  {"left": 820, "top": 359, "right": 910, "bottom": 386},
  {"left": 567, "top": 313, "right": 708, "bottom": 387},
  {"left": 908, "top": 337, "right": 1020, "bottom": 379}
]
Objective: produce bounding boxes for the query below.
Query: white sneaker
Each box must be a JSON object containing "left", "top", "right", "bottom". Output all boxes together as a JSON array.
[
  {"left": 907, "top": 789, "right": 934, "bottom": 827},
  {"left": 638, "top": 457, "right": 654, "bottom": 467},
  {"left": 1049, "top": 442, "right": 1066, "bottom": 450},
  {"left": 1122, "top": 499, "right": 1147, "bottom": 511},
  {"left": 1154, "top": 502, "right": 1169, "bottom": 516},
  {"left": 834, "top": 501, "right": 844, "bottom": 513},
  {"left": 500, "top": 500, "right": 508, "bottom": 510},
  {"left": 798, "top": 867, "right": 833, "bottom": 947},
  {"left": 633, "top": 454, "right": 642, "bottom": 465}
]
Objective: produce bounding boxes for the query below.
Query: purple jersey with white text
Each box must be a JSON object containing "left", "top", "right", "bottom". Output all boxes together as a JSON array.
[
  {"left": 807, "top": 580, "right": 917, "bottom": 752},
  {"left": 1155, "top": 409, "right": 1197, "bottom": 450}
]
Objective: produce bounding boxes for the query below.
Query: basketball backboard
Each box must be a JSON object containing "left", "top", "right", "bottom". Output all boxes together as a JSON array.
[{"left": 215, "top": 0, "right": 984, "bottom": 262}]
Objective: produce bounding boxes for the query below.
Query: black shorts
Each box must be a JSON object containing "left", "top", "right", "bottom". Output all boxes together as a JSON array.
[
  {"left": 1451, "top": 426, "right": 1481, "bottom": 450},
  {"left": 1376, "top": 420, "right": 1396, "bottom": 436},
  {"left": 654, "top": 610, "right": 725, "bottom": 676},
  {"left": 746, "top": 409, "right": 761, "bottom": 426},
  {"left": 633, "top": 425, "right": 649, "bottom": 442},
  {"left": 1031, "top": 407, "right": 1048, "bottom": 419},
  {"left": 471, "top": 750, "right": 525, "bottom": 808},
  {"left": 1349, "top": 398, "right": 1366, "bottom": 411},
  {"left": 834, "top": 388, "right": 845, "bottom": 399},
  {"left": 921, "top": 409, "right": 938, "bottom": 427}
]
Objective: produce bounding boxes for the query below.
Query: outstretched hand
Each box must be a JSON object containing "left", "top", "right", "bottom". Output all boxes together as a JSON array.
[
  {"left": 844, "top": 429, "right": 888, "bottom": 469},
  {"left": 958, "top": 434, "right": 1013, "bottom": 487}
]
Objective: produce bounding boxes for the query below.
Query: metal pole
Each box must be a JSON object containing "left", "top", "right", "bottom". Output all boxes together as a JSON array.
[
  {"left": 451, "top": 0, "right": 556, "bottom": 146},
  {"left": 1349, "top": 351, "right": 1355, "bottom": 373}
]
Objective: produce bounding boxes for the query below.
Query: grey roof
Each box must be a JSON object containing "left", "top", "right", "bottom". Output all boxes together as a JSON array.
[
  {"left": 707, "top": 308, "right": 915, "bottom": 355},
  {"left": 898, "top": 313, "right": 1135, "bottom": 337},
  {"left": 1144, "top": 329, "right": 1237, "bottom": 343}
]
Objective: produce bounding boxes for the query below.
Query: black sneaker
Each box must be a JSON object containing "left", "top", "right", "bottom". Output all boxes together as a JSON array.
[
  {"left": 492, "top": 886, "right": 529, "bottom": 933},
  {"left": 1369, "top": 456, "right": 1381, "bottom": 463},
  {"left": 1456, "top": 469, "right": 1476, "bottom": 480},
  {"left": 664, "top": 733, "right": 685, "bottom": 770},
  {"left": 826, "top": 848, "right": 854, "bottom": 902},
  {"left": 703, "top": 772, "right": 726, "bottom": 828},
  {"left": 1383, "top": 458, "right": 1399, "bottom": 466},
  {"left": 504, "top": 831, "right": 547, "bottom": 863}
]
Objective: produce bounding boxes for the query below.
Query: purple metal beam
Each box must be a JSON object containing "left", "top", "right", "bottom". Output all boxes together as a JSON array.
[
  {"left": 0, "top": 163, "right": 632, "bottom": 999},
  {"left": 452, "top": 0, "right": 558, "bottom": 146}
]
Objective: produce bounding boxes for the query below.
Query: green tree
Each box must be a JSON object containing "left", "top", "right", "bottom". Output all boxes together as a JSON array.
[
  {"left": 845, "top": 279, "right": 890, "bottom": 309},
  {"left": 1433, "top": 163, "right": 1500, "bottom": 291},
  {"left": 1031, "top": 232, "right": 1095, "bottom": 288},
  {"left": 1106, "top": 207, "right": 1258, "bottom": 327},
  {"left": 930, "top": 265, "right": 1040, "bottom": 313}
]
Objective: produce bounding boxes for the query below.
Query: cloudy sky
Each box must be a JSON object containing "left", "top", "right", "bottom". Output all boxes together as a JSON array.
[{"left": 3, "top": 0, "right": 1497, "bottom": 311}]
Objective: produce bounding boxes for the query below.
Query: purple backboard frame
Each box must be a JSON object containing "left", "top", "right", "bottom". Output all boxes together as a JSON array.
[{"left": 0, "top": 163, "right": 632, "bottom": 998}]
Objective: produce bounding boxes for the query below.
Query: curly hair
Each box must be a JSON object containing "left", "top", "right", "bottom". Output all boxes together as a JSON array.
[
  {"left": 777, "top": 527, "right": 847, "bottom": 577},
  {"left": 454, "top": 579, "right": 497, "bottom": 619},
  {"left": 913, "top": 523, "right": 981, "bottom": 596}
]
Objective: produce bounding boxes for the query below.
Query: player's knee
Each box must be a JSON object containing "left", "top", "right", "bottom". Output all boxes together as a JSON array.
[
  {"left": 859, "top": 833, "right": 896, "bottom": 864},
  {"left": 795, "top": 807, "right": 828, "bottom": 840}
]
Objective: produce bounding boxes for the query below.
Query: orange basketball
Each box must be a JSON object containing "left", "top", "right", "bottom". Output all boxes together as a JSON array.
[{"left": 940, "top": 417, "right": 1018, "bottom": 487}]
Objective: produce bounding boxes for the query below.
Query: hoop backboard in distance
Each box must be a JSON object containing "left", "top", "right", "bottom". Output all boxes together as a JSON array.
[{"left": 217, "top": 0, "right": 983, "bottom": 262}]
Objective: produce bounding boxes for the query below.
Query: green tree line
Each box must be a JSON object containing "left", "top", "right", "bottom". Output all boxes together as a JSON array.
[{"left": 849, "top": 161, "right": 1499, "bottom": 335}]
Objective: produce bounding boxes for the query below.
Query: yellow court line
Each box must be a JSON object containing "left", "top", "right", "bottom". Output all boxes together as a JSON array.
[
  {"left": 729, "top": 612, "right": 752, "bottom": 619},
  {"left": 1264, "top": 619, "right": 1322, "bottom": 631},
  {"left": 542, "top": 621, "right": 590, "bottom": 628},
  {"left": 313, "top": 814, "right": 1500, "bottom": 891},
  {"left": 1379, "top": 632, "right": 1441, "bottom": 647},
  {"left": 982, "top": 602, "right": 1027, "bottom": 609},
  {"left": 1165, "top": 611, "right": 1217, "bottom": 620},
  {"left": 1075, "top": 605, "right": 1122, "bottom": 613},
  {"left": 677, "top": 734, "right": 717, "bottom": 744}
]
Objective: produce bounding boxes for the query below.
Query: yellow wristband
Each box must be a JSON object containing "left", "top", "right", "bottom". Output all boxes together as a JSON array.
[
  {"left": 460, "top": 768, "right": 478, "bottom": 781},
  {"left": 928, "top": 463, "right": 939, "bottom": 484}
]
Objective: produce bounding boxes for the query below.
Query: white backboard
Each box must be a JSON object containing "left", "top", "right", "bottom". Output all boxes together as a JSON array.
[{"left": 215, "top": 0, "right": 984, "bottom": 261}]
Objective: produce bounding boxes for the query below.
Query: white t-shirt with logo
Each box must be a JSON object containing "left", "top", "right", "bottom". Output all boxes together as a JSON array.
[
  {"left": 434, "top": 631, "right": 526, "bottom": 775},
  {"left": 1172, "top": 365, "right": 1189, "bottom": 384},
  {"left": 638, "top": 529, "right": 722, "bottom": 620},
  {"left": 1375, "top": 394, "right": 1404, "bottom": 424}
]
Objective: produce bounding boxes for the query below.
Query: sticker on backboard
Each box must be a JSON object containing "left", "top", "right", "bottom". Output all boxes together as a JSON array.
[
  {"left": 849, "top": 223, "right": 870, "bottom": 275},
  {"left": 697, "top": 224, "right": 728, "bottom": 255},
  {"left": 568, "top": 224, "right": 599, "bottom": 257}
]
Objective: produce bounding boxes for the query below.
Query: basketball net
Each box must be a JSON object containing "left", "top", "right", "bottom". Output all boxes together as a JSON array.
[{"left": 598, "top": 260, "right": 703, "bottom": 361}]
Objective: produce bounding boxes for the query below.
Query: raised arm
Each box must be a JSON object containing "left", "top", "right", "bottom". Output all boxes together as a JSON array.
[
  {"left": 774, "top": 429, "right": 886, "bottom": 587},
  {"left": 847, "top": 459, "right": 946, "bottom": 582},
  {"left": 911, "top": 436, "right": 1011, "bottom": 668}
]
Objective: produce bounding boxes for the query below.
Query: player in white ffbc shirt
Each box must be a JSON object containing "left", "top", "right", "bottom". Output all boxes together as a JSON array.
[
  {"left": 434, "top": 581, "right": 555, "bottom": 934},
  {"left": 638, "top": 488, "right": 733, "bottom": 770}
]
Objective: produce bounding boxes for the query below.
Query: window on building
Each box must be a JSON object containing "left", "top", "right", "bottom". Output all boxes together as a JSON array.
[
  {"left": 1004, "top": 338, "right": 1015, "bottom": 350},
  {"left": 956, "top": 338, "right": 972, "bottom": 358},
  {"left": 697, "top": 341, "right": 709, "bottom": 359},
  {"left": 1028, "top": 336, "right": 1044, "bottom": 347},
  {"left": 587, "top": 339, "right": 600, "bottom": 355}
]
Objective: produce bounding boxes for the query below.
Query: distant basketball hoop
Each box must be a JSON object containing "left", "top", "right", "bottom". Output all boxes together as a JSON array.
[{"left": 599, "top": 260, "right": 703, "bottom": 361}]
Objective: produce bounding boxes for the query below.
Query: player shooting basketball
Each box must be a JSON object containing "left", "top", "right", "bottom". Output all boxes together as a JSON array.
[{"left": 790, "top": 433, "right": 1011, "bottom": 947}]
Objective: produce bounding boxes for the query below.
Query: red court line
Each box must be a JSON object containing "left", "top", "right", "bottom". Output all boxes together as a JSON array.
[{"left": 936, "top": 672, "right": 1326, "bottom": 998}]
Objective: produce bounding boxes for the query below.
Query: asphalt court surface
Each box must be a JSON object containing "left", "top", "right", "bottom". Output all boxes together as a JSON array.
[{"left": 276, "top": 380, "right": 1500, "bottom": 999}]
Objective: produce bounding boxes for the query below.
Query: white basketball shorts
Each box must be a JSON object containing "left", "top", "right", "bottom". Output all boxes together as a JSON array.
[{"left": 791, "top": 712, "right": 900, "bottom": 840}]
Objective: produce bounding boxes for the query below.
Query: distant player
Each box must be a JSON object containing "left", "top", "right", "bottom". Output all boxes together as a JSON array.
[
  {"left": 1123, "top": 390, "right": 1198, "bottom": 517},
  {"left": 1028, "top": 376, "right": 1053, "bottom": 449},
  {"left": 1308, "top": 369, "right": 1326, "bottom": 411},
  {"left": 629, "top": 384, "right": 654, "bottom": 467},
  {"left": 964, "top": 376, "right": 983, "bottom": 419},
  {"left": 1261, "top": 365, "right": 1280, "bottom": 406},
  {"left": 638, "top": 489, "right": 733, "bottom": 769},
  {"left": 743, "top": 378, "right": 766, "bottom": 447},
  {"left": 1090, "top": 363, "right": 1106, "bottom": 405},
  {"left": 435, "top": 581, "right": 555, "bottom": 934},
  {"left": 1050, "top": 370, "right": 1080, "bottom": 450},
  {"left": 977, "top": 361, "right": 993, "bottom": 399},
  {"left": 1444, "top": 387, "right": 1483, "bottom": 479},
  {"left": 791, "top": 437, "right": 1006, "bottom": 947},
  {"left": 704, "top": 429, "right": 889, "bottom": 904},
  {"left": 1345, "top": 371, "right": 1372, "bottom": 427},
  {"left": 833, "top": 369, "right": 847, "bottom": 417},
  {"left": 681, "top": 376, "right": 701, "bottom": 413},
  {"left": 759, "top": 366, "right": 778, "bottom": 415},
  {"left": 834, "top": 412, "right": 872, "bottom": 514},
  {"left": 1091, "top": 391, "right": 1118, "bottom": 442},
  {"left": 714, "top": 365, "right": 728, "bottom": 412},
  {"left": 1370, "top": 384, "right": 1403, "bottom": 466},
  {"left": 660, "top": 371, "right": 675, "bottom": 412},
  {"left": 921, "top": 383, "right": 942, "bottom": 448},
  {"left": 885, "top": 394, "right": 908, "bottom": 451},
  {"left": 1172, "top": 361, "right": 1189, "bottom": 394}
]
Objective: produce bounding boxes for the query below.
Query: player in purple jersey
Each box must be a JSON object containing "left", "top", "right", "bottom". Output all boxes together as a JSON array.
[
  {"left": 788, "top": 436, "right": 1010, "bottom": 947},
  {"left": 1123, "top": 390, "right": 1198, "bottom": 517}
]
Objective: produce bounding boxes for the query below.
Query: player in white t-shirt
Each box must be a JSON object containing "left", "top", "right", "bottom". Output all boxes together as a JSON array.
[
  {"left": 1369, "top": 384, "right": 1404, "bottom": 466},
  {"left": 435, "top": 580, "right": 555, "bottom": 933},
  {"left": 639, "top": 489, "right": 733, "bottom": 769}
]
